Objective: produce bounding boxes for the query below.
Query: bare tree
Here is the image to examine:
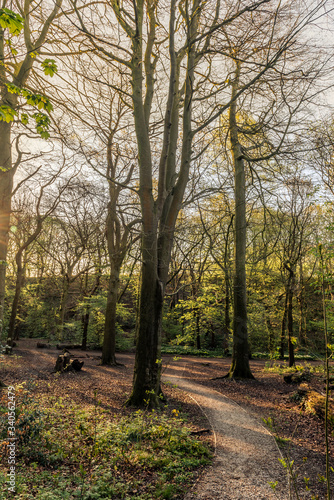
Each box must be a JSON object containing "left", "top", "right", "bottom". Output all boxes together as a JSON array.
[
  {"left": 7, "top": 161, "right": 73, "bottom": 346},
  {"left": 0, "top": 1, "right": 62, "bottom": 339}
]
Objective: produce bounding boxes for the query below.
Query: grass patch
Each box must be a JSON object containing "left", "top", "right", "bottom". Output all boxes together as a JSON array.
[{"left": 0, "top": 384, "right": 212, "bottom": 499}]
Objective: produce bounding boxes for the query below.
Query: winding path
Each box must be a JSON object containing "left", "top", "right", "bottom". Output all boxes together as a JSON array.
[{"left": 163, "top": 358, "right": 289, "bottom": 500}]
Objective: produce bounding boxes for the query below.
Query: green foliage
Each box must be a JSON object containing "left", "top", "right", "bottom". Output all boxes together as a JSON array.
[
  {"left": 0, "top": 391, "right": 212, "bottom": 499},
  {"left": 2, "top": 85, "right": 53, "bottom": 137},
  {"left": 0, "top": 383, "right": 49, "bottom": 464},
  {"left": 0, "top": 8, "right": 23, "bottom": 35},
  {"left": 0, "top": 105, "right": 17, "bottom": 123},
  {"left": 33, "top": 112, "right": 51, "bottom": 139},
  {"left": 161, "top": 345, "right": 224, "bottom": 357},
  {"left": 41, "top": 59, "right": 58, "bottom": 77},
  {"left": 163, "top": 276, "right": 229, "bottom": 351}
]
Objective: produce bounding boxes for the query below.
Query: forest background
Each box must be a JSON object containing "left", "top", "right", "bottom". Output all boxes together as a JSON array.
[{"left": 1, "top": 0, "right": 334, "bottom": 404}]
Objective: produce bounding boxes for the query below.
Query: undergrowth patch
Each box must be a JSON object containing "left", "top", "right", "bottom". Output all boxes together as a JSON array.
[{"left": 0, "top": 384, "right": 212, "bottom": 499}]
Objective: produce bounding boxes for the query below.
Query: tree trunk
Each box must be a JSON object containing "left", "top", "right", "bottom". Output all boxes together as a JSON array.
[
  {"left": 102, "top": 264, "right": 120, "bottom": 365},
  {"left": 288, "top": 275, "right": 295, "bottom": 367},
  {"left": 81, "top": 310, "right": 89, "bottom": 350},
  {"left": 227, "top": 62, "right": 254, "bottom": 379},
  {"left": 0, "top": 122, "right": 13, "bottom": 342},
  {"left": 223, "top": 265, "right": 231, "bottom": 355},
  {"left": 7, "top": 259, "right": 25, "bottom": 346},
  {"left": 58, "top": 278, "right": 69, "bottom": 340},
  {"left": 127, "top": 231, "right": 163, "bottom": 408},
  {"left": 265, "top": 305, "right": 275, "bottom": 354},
  {"left": 280, "top": 290, "right": 288, "bottom": 359},
  {"left": 195, "top": 307, "right": 201, "bottom": 350},
  {"left": 298, "top": 260, "right": 306, "bottom": 346}
]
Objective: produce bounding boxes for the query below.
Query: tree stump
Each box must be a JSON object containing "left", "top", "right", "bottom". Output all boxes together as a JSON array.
[
  {"left": 55, "top": 352, "right": 71, "bottom": 372},
  {"left": 54, "top": 353, "right": 84, "bottom": 372},
  {"left": 69, "top": 359, "right": 84, "bottom": 371}
]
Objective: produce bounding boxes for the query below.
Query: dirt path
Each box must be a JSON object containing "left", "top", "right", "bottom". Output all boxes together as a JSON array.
[
  {"left": 2, "top": 341, "right": 330, "bottom": 498},
  {"left": 163, "top": 358, "right": 289, "bottom": 499}
]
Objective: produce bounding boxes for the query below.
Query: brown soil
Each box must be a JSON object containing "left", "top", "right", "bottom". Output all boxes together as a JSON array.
[{"left": 1, "top": 340, "right": 333, "bottom": 499}]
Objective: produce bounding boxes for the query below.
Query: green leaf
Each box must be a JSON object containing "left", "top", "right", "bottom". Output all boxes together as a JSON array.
[
  {"left": 6, "top": 82, "right": 21, "bottom": 95},
  {"left": 0, "top": 8, "right": 23, "bottom": 35},
  {"left": 0, "top": 105, "right": 17, "bottom": 123},
  {"left": 41, "top": 59, "right": 57, "bottom": 77},
  {"left": 21, "top": 90, "right": 53, "bottom": 112},
  {"left": 21, "top": 113, "right": 29, "bottom": 125},
  {"left": 33, "top": 112, "right": 51, "bottom": 139}
]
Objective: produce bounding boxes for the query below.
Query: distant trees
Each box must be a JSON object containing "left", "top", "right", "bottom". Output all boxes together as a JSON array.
[
  {"left": 62, "top": 0, "right": 330, "bottom": 403},
  {"left": 275, "top": 172, "right": 316, "bottom": 366},
  {"left": 7, "top": 163, "right": 70, "bottom": 345}
]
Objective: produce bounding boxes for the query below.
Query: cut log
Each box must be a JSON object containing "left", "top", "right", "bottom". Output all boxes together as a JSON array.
[
  {"left": 190, "top": 429, "right": 211, "bottom": 435},
  {"left": 37, "top": 342, "right": 52, "bottom": 348},
  {"left": 56, "top": 343, "right": 82, "bottom": 350}
]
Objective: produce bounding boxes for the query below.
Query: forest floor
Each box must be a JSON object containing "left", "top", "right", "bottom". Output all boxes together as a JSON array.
[{"left": 1, "top": 339, "right": 333, "bottom": 499}]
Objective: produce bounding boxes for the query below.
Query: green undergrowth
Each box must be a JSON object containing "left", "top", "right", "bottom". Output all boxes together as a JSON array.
[
  {"left": 0, "top": 384, "right": 212, "bottom": 500},
  {"left": 161, "top": 345, "right": 225, "bottom": 357},
  {"left": 264, "top": 360, "right": 333, "bottom": 376}
]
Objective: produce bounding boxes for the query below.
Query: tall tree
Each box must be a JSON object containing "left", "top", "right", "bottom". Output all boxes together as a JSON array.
[{"left": 0, "top": 1, "right": 62, "bottom": 340}]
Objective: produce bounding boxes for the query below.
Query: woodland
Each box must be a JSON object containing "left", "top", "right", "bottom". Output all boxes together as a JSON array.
[{"left": 0, "top": 0, "right": 334, "bottom": 499}]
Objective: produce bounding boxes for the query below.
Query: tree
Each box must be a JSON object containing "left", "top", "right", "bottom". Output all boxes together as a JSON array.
[
  {"left": 7, "top": 163, "right": 70, "bottom": 346},
  {"left": 50, "top": 52, "right": 140, "bottom": 364},
  {"left": 0, "top": 1, "right": 62, "bottom": 340},
  {"left": 275, "top": 172, "right": 315, "bottom": 366}
]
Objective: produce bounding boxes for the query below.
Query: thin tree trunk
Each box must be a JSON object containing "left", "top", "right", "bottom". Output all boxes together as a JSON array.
[
  {"left": 280, "top": 290, "right": 288, "bottom": 359},
  {"left": 298, "top": 259, "right": 306, "bottom": 346},
  {"left": 7, "top": 260, "right": 25, "bottom": 346},
  {"left": 102, "top": 264, "right": 120, "bottom": 365},
  {"left": 288, "top": 273, "right": 295, "bottom": 367},
  {"left": 58, "top": 278, "right": 69, "bottom": 340},
  {"left": 195, "top": 307, "right": 201, "bottom": 349},
  {"left": 265, "top": 305, "right": 275, "bottom": 354},
  {"left": 81, "top": 309, "right": 90, "bottom": 350},
  {"left": 224, "top": 271, "right": 231, "bottom": 345}
]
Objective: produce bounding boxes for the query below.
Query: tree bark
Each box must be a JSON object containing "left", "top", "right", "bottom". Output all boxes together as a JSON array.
[
  {"left": 227, "top": 62, "right": 254, "bottom": 379},
  {"left": 128, "top": 231, "right": 163, "bottom": 407},
  {"left": 0, "top": 123, "right": 13, "bottom": 341},
  {"left": 81, "top": 310, "right": 89, "bottom": 350},
  {"left": 195, "top": 307, "right": 201, "bottom": 349},
  {"left": 287, "top": 270, "right": 295, "bottom": 367},
  {"left": 102, "top": 264, "right": 120, "bottom": 365},
  {"left": 280, "top": 290, "right": 288, "bottom": 359},
  {"left": 58, "top": 278, "right": 69, "bottom": 340},
  {"left": 127, "top": 0, "right": 199, "bottom": 406},
  {"left": 7, "top": 259, "right": 25, "bottom": 345}
]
